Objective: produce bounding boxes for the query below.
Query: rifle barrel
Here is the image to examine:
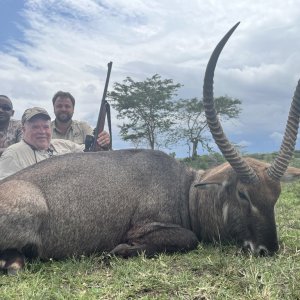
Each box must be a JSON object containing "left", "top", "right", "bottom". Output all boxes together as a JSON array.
[{"left": 90, "top": 61, "right": 113, "bottom": 151}]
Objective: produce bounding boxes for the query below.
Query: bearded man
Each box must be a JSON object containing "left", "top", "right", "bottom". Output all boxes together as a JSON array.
[{"left": 50, "top": 91, "right": 110, "bottom": 146}]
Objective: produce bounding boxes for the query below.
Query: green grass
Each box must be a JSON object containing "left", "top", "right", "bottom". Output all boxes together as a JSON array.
[{"left": 1, "top": 182, "right": 299, "bottom": 300}]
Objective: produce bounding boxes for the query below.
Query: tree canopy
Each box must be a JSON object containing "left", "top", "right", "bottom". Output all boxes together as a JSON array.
[
  {"left": 109, "top": 74, "right": 182, "bottom": 149},
  {"left": 172, "top": 96, "right": 242, "bottom": 159},
  {"left": 109, "top": 74, "right": 242, "bottom": 157}
]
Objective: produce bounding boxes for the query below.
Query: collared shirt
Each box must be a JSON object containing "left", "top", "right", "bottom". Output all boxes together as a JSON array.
[
  {"left": 0, "top": 119, "right": 22, "bottom": 154},
  {"left": 51, "top": 120, "right": 93, "bottom": 144},
  {"left": 0, "top": 139, "right": 84, "bottom": 180}
]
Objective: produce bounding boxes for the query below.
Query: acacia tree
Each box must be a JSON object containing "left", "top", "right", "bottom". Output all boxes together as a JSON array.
[
  {"left": 109, "top": 74, "right": 182, "bottom": 149},
  {"left": 172, "top": 96, "right": 242, "bottom": 159}
]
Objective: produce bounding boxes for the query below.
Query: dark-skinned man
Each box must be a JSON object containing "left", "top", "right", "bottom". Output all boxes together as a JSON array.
[{"left": 0, "top": 95, "right": 22, "bottom": 156}]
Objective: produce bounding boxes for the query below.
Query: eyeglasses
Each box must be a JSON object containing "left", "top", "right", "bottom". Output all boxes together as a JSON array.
[{"left": 0, "top": 105, "right": 12, "bottom": 111}]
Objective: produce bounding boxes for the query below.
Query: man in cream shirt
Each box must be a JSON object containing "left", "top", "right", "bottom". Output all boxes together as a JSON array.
[
  {"left": 0, "top": 107, "right": 110, "bottom": 180},
  {"left": 50, "top": 91, "right": 94, "bottom": 144}
]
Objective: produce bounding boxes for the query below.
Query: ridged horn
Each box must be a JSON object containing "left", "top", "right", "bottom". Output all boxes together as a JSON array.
[
  {"left": 203, "top": 22, "right": 258, "bottom": 183},
  {"left": 267, "top": 80, "right": 300, "bottom": 180}
]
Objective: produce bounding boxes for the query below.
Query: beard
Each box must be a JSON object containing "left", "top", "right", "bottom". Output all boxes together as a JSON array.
[{"left": 56, "top": 112, "right": 73, "bottom": 123}]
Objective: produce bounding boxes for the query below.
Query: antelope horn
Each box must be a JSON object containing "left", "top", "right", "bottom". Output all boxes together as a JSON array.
[
  {"left": 203, "top": 22, "right": 258, "bottom": 183},
  {"left": 267, "top": 80, "right": 300, "bottom": 180}
]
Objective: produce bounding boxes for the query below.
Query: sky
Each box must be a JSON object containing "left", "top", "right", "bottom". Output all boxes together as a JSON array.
[{"left": 1, "top": 0, "right": 300, "bottom": 157}]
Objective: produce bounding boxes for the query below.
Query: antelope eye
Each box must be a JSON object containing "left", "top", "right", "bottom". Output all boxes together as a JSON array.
[{"left": 238, "top": 190, "right": 249, "bottom": 202}]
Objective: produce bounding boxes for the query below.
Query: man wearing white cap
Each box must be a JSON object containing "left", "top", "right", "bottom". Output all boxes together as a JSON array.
[{"left": 0, "top": 107, "right": 110, "bottom": 180}]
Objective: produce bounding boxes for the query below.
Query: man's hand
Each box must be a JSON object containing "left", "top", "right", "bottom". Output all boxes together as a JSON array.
[{"left": 95, "top": 131, "right": 111, "bottom": 151}]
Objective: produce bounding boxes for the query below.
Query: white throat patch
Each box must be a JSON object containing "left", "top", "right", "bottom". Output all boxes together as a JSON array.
[{"left": 222, "top": 203, "right": 229, "bottom": 224}]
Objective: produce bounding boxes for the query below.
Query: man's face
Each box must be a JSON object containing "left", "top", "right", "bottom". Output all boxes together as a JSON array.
[
  {"left": 23, "top": 117, "right": 52, "bottom": 150},
  {"left": 0, "top": 97, "right": 14, "bottom": 125},
  {"left": 53, "top": 97, "right": 74, "bottom": 123}
]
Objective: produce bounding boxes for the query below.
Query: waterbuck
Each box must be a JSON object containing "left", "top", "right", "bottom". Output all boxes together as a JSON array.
[{"left": 1, "top": 23, "right": 300, "bottom": 274}]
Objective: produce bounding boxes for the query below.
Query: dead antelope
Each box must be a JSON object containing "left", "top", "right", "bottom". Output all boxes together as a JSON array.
[{"left": 0, "top": 23, "right": 300, "bottom": 274}]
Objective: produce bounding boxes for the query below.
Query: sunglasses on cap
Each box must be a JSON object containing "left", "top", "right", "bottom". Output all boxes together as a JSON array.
[{"left": 0, "top": 104, "right": 12, "bottom": 111}]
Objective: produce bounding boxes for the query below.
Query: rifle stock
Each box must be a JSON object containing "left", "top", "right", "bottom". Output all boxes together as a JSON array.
[{"left": 90, "top": 61, "right": 113, "bottom": 151}]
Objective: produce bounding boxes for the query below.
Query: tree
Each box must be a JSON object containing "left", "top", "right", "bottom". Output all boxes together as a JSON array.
[
  {"left": 109, "top": 74, "right": 182, "bottom": 149},
  {"left": 172, "top": 96, "right": 242, "bottom": 159}
]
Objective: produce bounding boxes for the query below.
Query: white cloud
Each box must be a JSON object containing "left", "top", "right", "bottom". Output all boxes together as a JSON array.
[
  {"left": 236, "top": 140, "right": 252, "bottom": 148},
  {"left": 1, "top": 0, "right": 300, "bottom": 154},
  {"left": 270, "top": 132, "right": 284, "bottom": 145}
]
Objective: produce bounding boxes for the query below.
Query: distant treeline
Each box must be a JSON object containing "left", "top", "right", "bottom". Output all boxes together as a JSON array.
[
  {"left": 248, "top": 150, "right": 300, "bottom": 168},
  {"left": 180, "top": 150, "right": 300, "bottom": 170}
]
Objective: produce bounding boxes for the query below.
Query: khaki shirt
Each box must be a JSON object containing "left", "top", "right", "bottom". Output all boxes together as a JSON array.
[
  {"left": 51, "top": 120, "right": 93, "bottom": 144},
  {"left": 0, "top": 119, "right": 22, "bottom": 155},
  {"left": 0, "top": 139, "right": 84, "bottom": 180}
]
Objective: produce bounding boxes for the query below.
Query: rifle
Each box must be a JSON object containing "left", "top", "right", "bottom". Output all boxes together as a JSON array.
[{"left": 85, "top": 61, "right": 113, "bottom": 152}]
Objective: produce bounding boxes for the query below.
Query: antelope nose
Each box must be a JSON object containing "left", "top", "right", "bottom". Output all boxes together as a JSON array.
[
  {"left": 241, "top": 242, "right": 274, "bottom": 256},
  {"left": 257, "top": 246, "right": 269, "bottom": 257},
  {"left": 241, "top": 243, "right": 252, "bottom": 254}
]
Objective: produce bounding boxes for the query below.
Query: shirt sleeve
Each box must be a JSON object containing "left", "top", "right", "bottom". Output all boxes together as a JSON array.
[
  {"left": 81, "top": 121, "right": 94, "bottom": 136},
  {"left": 0, "top": 153, "right": 23, "bottom": 180},
  {"left": 51, "top": 139, "right": 85, "bottom": 154},
  {"left": 72, "top": 142, "right": 85, "bottom": 152}
]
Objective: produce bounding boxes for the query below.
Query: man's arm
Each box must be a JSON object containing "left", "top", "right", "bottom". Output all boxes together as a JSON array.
[
  {"left": 0, "top": 154, "right": 23, "bottom": 180},
  {"left": 82, "top": 121, "right": 94, "bottom": 137},
  {"left": 68, "top": 131, "right": 110, "bottom": 152}
]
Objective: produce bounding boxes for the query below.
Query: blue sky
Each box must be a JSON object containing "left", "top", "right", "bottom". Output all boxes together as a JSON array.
[
  {"left": 1, "top": 0, "right": 300, "bottom": 157},
  {"left": 0, "top": 1, "right": 25, "bottom": 47}
]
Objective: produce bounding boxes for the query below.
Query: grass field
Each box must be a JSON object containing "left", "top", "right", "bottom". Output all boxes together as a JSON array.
[{"left": 0, "top": 182, "right": 299, "bottom": 299}]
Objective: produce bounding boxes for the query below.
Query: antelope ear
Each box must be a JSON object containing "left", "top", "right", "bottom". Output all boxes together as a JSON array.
[
  {"left": 194, "top": 182, "right": 222, "bottom": 190},
  {"left": 280, "top": 166, "right": 300, "bottom": 182},
  {"left": 194, "top": 177, "right": 232, "bottom": 190}
]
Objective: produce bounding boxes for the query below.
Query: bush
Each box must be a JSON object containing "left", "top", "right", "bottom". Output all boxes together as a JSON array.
[{"left": 181, "top": 152, "right": 225, "bottom": 170}]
